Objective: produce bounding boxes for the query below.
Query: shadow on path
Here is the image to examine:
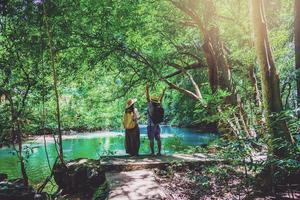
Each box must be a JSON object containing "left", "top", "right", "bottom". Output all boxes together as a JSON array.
[{"left": 107, "top": 169, "right": 169, "bottom": 200}]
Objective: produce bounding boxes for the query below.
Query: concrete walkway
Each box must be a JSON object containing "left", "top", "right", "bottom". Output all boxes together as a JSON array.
[
  {"left": 104, "top": 154, "right": 218, "bottom": 200},
  {"left": 107, "top": 169, "right": 170, "bottom": 200},
  {"left": 101, "top": 153, "right": 218, "bottom": 172},
  {"left": 102, "top": 153, "right": 266, "bottom": 200},
  {"left": 52, "top": 153, "right": 266, "bottom": 199}
]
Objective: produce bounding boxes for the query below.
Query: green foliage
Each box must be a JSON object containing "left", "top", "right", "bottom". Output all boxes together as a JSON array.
[
  {"left": 257, "top": 156, "right": 300, "bottom": 191},
  {"left": 181, "top": 145, "right": 207, "bottom": 154},
  {"left": 193, "top": 89, "right": 232, "bottom": 124},
  {"left": 216, "top": 138, "right": 254, "bottom": 162},
  {"left": 0, "top": 1, "right": 299, "bottom": 198},
  {"left": 0, "top": 0, "right": 297, "bottom": 138},
  {"left": 272, "top": 158, "right": 300, "bottom": 180},
  {"left": 204, "top": 165, "right": 232, "bottom": 183},
  {"left": 191, "top": 174, "right": 211, "bottom": 190},
  {"left": 163, "top": 136, "right": 186, "bottom": 152},
  {"left": 165, "top": 160, "right": 184, "bottom": 177}
]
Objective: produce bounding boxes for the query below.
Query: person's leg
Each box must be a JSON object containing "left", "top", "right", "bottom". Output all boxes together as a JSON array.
[
  {"left": 155, "top": 125, "right": 161, "bottom": 156},
  {"left": 147, "top": 125, "right": 155, "bottom": 155},
  {"left": 135, "top": 126, "right": 140, "bottom": 156},
  {"left": 150, "top": 139, "right": 155, "bottom": 155},
  {"left": 157, "top": 139, "right": 161, "bottom": 156},
  {"left": 128, "top": 132, "right": 134, "bottom": 156},
  {"left": 125, "top": 130, "right": 130, "bottom": 154}
]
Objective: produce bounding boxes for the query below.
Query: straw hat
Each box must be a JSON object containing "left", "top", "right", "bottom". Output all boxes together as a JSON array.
[
  {"left": 150, "top": 96, "right": 160, "bottom": 103},
  {"left": 126, "top": 98, "right": 137, "bottom": 109}
]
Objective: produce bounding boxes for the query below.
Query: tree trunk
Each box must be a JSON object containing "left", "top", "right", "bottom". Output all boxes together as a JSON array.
[
  {"left": 43, "top": 3, "right": 64, "bottom": 163},
  {"left": 16, "top": 121, "right": 28, "bottom": 186},
  {"left": 295, "top": 0, "right": 300, "bottom": 116},
  {"left": 202, "top": 40, "right": 218, "bottom": 93},
  {"left": 248, "top": 65, "right": 262, "bottom": 108},
  {"left": 10, "top": 103, "right": 29, "bottom": 186},
  {"left": 3, "top": 79, "right": 29, "bottom": 186},
  {"left": 248, "top": 64, "right": 265, "bottom": 129},
  {"left": 202, "top": 0, "right": 251, "bottom": 137},
  {"left": 251, "top": 0, "right": 294, "bottom": 157}
]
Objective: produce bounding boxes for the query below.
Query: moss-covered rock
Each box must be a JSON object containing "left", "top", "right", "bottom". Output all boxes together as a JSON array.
[{"left": 53, "top": 158, "right": 108, "bottom": 199}]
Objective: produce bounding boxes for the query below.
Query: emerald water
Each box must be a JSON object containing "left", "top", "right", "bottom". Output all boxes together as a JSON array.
[{"left": 0, "top": 126, "right": 216, "bottom": 185}]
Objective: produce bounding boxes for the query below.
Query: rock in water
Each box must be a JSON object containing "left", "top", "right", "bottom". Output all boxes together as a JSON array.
[{"left": 53, "top": 158, "right": 108, "bottom": 199}]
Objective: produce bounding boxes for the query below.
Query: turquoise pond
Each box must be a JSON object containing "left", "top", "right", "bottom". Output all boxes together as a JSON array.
[{"left": 0, "top": 125, "right": 217, "bottom": 184}]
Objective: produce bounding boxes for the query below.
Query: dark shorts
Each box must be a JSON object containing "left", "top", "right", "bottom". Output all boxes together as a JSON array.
[{"left": 147, "top": 125, "right": 161, "bottom": 141}]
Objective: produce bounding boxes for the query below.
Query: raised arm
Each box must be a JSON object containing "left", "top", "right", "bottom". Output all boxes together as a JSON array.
[
  {"left": 160, "top": 87, "right": 167, "bottom": 102},
  {"left": 146, "top": 82, "right": 150, "bottom": 102}
]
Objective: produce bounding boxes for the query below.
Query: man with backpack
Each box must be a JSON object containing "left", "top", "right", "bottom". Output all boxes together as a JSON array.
[{"left": 146, "top": 83, "right": 166, "bottom": 156}]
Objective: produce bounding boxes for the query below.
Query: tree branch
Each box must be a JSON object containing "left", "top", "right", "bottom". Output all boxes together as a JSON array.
[
  {"left": 169, "top": 0, "right": 206, "bottom": 33},
  {"left": 167, "top": 62, "right": 205, "bottom": 104},
  {"left": 164, "top": 80, "right": 200, "bottom": 101},
  {"left": 163, "top": 62, "right": 205, "bottom": 79}
]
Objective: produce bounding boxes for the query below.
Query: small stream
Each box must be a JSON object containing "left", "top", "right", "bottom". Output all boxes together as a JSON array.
[{"left": 0, "top": 125, "right": 217, "bottom": 185}]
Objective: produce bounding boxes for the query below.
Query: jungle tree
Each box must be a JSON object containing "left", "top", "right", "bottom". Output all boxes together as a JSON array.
[
  {"left": 41, "top": 0, "right": 64, "bottom": 163},
  {"left": 0, "top": 0, "right": 44, "bottom": 185},
  {"left": 251, "top": 0, "right": 295, "bottom": 157},
  {"left": 295, "top": 0, "right": 300, "bottom": 114},
  {"left": 156, "top": 0, "right": 253, "bottom": 136}
]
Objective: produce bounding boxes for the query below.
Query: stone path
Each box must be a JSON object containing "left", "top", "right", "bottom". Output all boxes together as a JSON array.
[{"left": 106, "top": 169, "right": 170, "bottom": 200}]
